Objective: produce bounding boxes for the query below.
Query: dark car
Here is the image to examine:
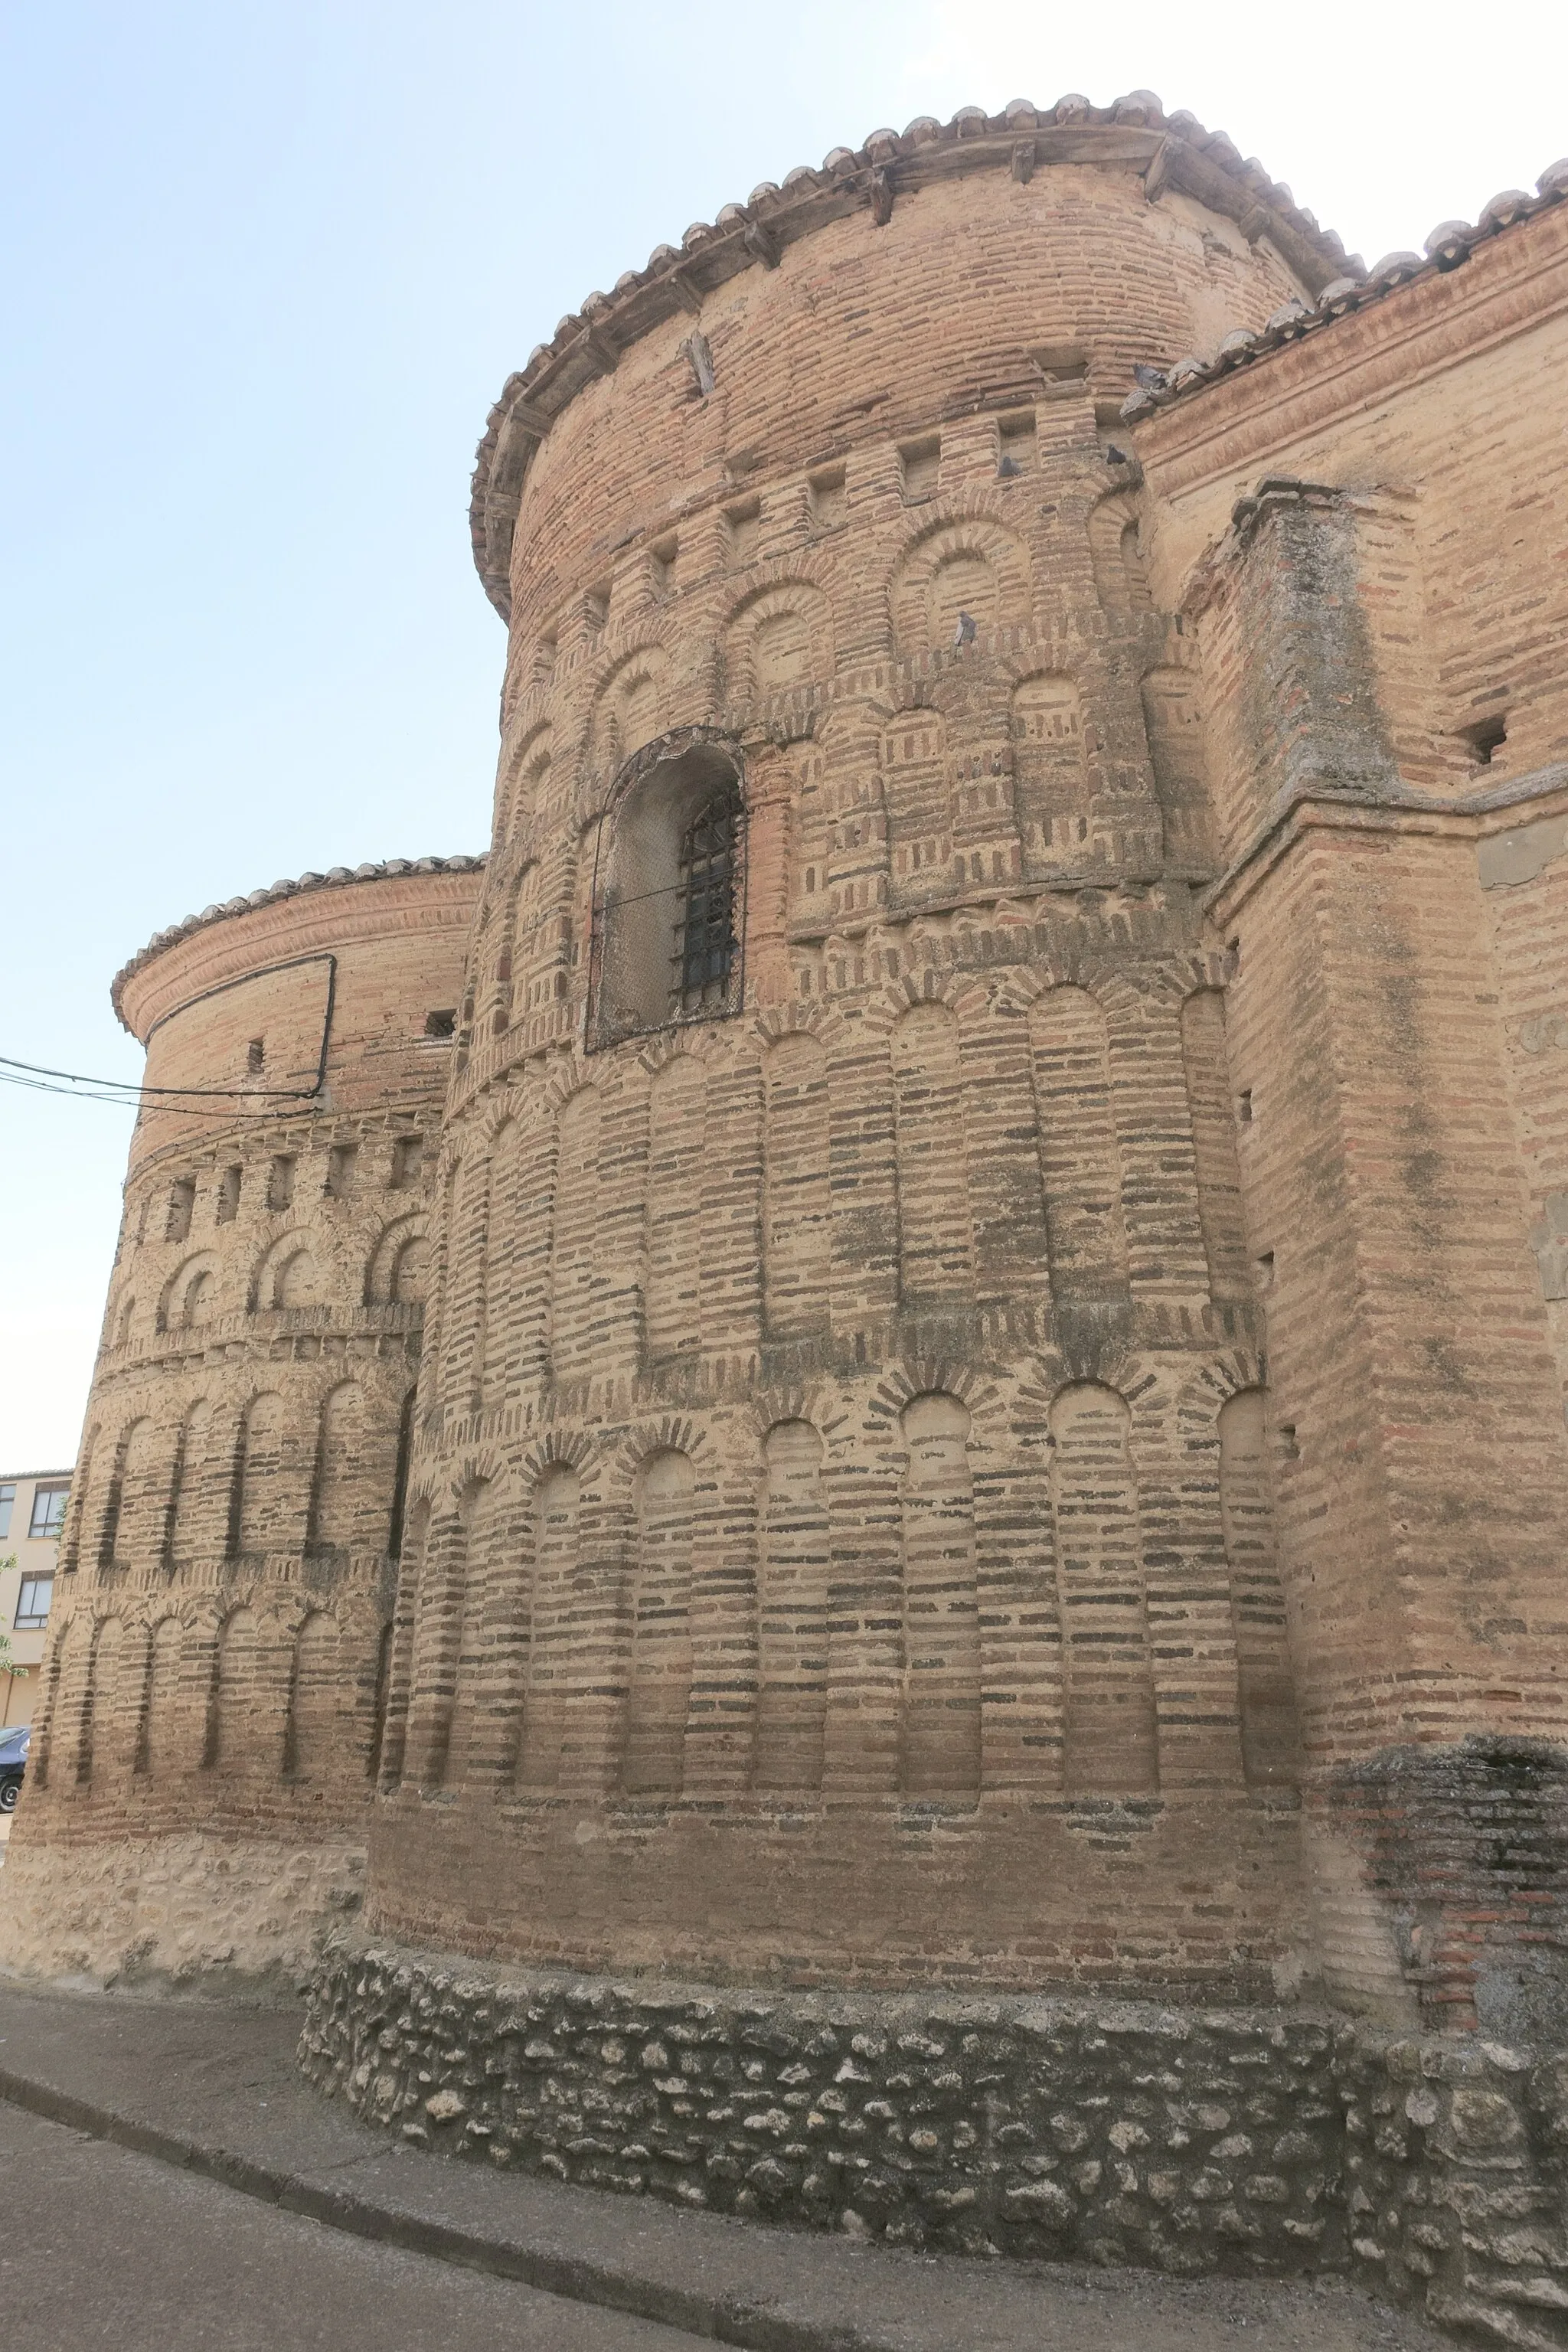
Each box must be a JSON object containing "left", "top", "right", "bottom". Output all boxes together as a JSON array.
[{"left": 0, "top": 1723, "right": 30, "bottom": 1812}]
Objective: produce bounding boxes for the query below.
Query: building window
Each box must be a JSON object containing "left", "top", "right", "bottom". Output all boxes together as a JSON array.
[
  {"left": 0, "top": 1485, "right": 13, "bottom": 1540},
  {"left": 28, "top": 1485, "right": 67, "bottom": 1540},
  {"left": 266, "top": 1154, "right": 296, "bottom": 1211},
  {"left": 591, "top": 737, "right": 746, "bottom": 1048},
  {"left": 15, "top": 1576, "right": 53, "bottom": 1630}
]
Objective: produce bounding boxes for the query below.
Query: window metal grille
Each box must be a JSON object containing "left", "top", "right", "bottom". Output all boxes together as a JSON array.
[{"left": 672, "top": 788, "right": 740, "bottom": 1013}]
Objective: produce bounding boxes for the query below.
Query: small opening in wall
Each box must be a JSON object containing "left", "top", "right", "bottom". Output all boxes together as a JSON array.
[
  {"left": 584, "top": 583, "right": 610, "bottom": 636},
  {"left": 535, "top": 632, "right": 557, "bottom": 685},
  {"left": 1034, "top": 344, "right": 1088, "bottom": 381},
  {"left": 1460, "top": 710, "right": 1508, "bottom": 767},
  {"left": 246, "top": 1037, "right": 265, "bottom": 1074},
  {"left": 423, "top": 1008, "right": 456, "bottom": 1039},
  {"left": 725, "top": 498, "right": 760, "bottom": 565},
  {"left": 1278, "top": 1423, "right": 1300, "bottom": 1462},
  {"left": 215, "top": 1165, "right": 241, "bottom": 1225},
  {"left": 1256, "top": 1250, "right": 1275, "bottom": 1290},
  {"left": 899, "top": 436, "right": 940, "bottom": 501},
  {"left": 1237, "top": 1089, "right": 1254, "bottom": 1125},
  {"left": 1032, "top": 345, "right": 1089, "bottom": 400},
  {"left": 325, "top": 1144, "right": 358, "bottom": 1199},
  {"left": 649, "top": 534, "right": 678, "bottom": 595},
  {"left": 165, "top": 1179, "right": 195, "bottom": 1243},
  {"left": 266, "top": 1155, "right": 296, "bottom": 1213},
  {"left": 997, "top": 410, "right": 1037, "bottom": 477},
  {"left": 389, "top": 1135, "right": 423, "bottom": 1191},
  {"left": 807, "top": 463, "right": 847, "bottom": 528}
]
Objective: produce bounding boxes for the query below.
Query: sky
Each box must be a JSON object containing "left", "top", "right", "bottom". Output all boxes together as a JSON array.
[{"left": 2, "top": 0, "right": 1563, "bottom": 1470}]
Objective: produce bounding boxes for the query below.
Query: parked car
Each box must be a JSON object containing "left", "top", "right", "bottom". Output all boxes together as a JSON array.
[{"left": 0, "top": 1723, "right": 30, "bottom": 1812}]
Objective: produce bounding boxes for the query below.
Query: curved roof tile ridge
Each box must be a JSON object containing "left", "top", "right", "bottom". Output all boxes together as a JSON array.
[
  {"left": 1119, "top": 156, "right": 1568, "bottom": 422},
  {"left": 469, "top": 93, "right": 1361, "bottom": 620},
  {"left": 110, "top": 854, "right": 488, "bottom": 1029}
]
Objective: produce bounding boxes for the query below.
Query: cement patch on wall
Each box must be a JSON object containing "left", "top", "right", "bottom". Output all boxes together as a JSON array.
[
  {"left": 0, "top": 1831, "right": 366, "bottom": 1991},
  {"left": 303, "top": 1945, "right": 1568, "bottom": 2343}
]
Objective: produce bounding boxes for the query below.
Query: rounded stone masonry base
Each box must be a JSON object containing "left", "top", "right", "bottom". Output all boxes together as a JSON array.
[
  {"left": 302, "top": 1947, "right": 1568, "bottom": 2347},
  {"left": 0, "top": 1833, "right": 367, "bottom": 1992}
]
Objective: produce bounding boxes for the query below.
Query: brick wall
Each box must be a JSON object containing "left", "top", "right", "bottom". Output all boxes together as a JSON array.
[
  {"left": 0, "top": 866, "right": 482, "bottom": 1983},
  {"left": 10, "top": 126, "right": 1565, "bottom": 2047},
  {"left": 1139, "top": 196, "right": 1568, "bottom": 2031},
  {"left": 365, "top": 150, "right": 1318, "bottom": 1996}
]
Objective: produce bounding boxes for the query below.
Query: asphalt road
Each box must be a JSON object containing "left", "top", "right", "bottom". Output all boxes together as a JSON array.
[{"left": 0, "top": 2101, "right": 714, "bottom": 2352}]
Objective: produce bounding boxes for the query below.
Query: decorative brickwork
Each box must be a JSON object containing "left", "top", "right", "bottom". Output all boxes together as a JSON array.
[
  {"left": 3, "top": 864, "right": 482, "bottom": 1977},
  {"left": 6, "top": 103, "right": 1568, "bottom": 2326}
]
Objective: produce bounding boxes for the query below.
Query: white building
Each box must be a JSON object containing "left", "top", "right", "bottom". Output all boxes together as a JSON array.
[{"left": 0, "top": 1471, "right": 70, "bottom": 1727}]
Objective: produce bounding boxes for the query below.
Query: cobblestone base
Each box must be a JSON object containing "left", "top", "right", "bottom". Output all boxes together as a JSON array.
[
  {"left": 302, "top": 1946, "right": 1568, "bottom": 2345},
  {"left": 0, "top": 1831, "right": 366, "bottom": 1991}
]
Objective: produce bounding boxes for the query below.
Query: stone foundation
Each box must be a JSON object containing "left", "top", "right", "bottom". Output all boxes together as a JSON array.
[
  {"left": 303, "top": 1946, "right": 1568, "bottom": 2346},
  {"left": 0, "top": 1831, "right": 366, "bottom": 1991}
]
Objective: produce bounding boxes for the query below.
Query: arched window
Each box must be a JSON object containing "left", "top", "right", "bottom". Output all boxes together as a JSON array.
[{"left": 590, "top": 740, "right": 745, "bottom": 1047}]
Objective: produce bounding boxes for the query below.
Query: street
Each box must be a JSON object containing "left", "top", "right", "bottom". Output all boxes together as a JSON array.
[{"left": 0, "top": 2101, "right": 711, "bottom": 2352}]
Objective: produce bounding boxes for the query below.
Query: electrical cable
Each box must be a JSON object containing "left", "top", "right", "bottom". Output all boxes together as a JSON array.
[
  {"left": 0, "top": 1054, "right": 318, "bottom": 1101},
  {"left": 0, "top": 952, "right": 341, "bottom": 1120},
  {"left": 0, "top": 1070, "right": 333, "bottom": 1122}
]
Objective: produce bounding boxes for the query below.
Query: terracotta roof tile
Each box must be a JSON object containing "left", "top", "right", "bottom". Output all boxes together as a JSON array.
[
  {"left": 469, "top": 95, "right": 1361, "bottom": 619},
  {"left": 110, "top": 855, "right": 487, "bottom": 1028},
  {"left": 1119, "top": 161, "right": 1568, "bottom": 423}
]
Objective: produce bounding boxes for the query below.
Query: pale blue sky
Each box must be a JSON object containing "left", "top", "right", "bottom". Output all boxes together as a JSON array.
[{"left": 3, "top": 0, "right": 1561, "bottom": 1466}]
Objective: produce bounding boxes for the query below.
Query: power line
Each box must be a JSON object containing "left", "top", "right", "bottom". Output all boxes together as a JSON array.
[
  {"left": 0, "top": 1053, "right": 318, "bottom": 1102},
  {"left": 0, "top": 1065, "right": 326, "bottom": 1123}
]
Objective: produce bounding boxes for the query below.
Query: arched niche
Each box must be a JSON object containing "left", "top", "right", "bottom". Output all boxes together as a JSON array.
[
  {"left": 890, "top": 520, "right": 1031, "bottom": 659},
  {"left": 1088, "top": 489, "right": 1153, "bottom": 612},
  {"left": 158, "top": 1253, "right": 218, "bottom": 1334},
  {"left": 727, "top": 581, "right": 831, "bottom": 702},
  {"left": 1012, "top": 673, "right": 1089, "bottom": 865},
  {"left": 250, "top": 1230, "right": 322, "bottom": 1314},
  {"left": 590, "top": 647, "right": 669, "bottom": 777},
  {"left": 366, "top": 1215, "right": 428, "bottom": 1308},
  {"left": 501, "top": 724, "right": 552, "bottom": 846},
  {"left": 898, "top": 1391, "right": 980, "bottom": 1800},
  {"left": 164, "top": 1396, "right": 211, "bottom": 1568}
]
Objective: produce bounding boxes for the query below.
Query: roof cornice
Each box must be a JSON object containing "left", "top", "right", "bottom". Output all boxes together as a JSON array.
[
  {"left": 469, "top": 93, "right": 1363, "bottom": 622},
  {"left": 1120, "top": 158, "right": 1568, "bottom": 422},
  {"left": 111, "top": 855, "right": 487, "bottom": 1032}
]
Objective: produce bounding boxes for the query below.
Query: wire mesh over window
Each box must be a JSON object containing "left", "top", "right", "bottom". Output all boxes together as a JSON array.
[
  {"left": 590, "top": 740, "right": 746, "bottom": 1049},
  {"left": 673, "top": 786, "right": 740, "bottom": 1012}
]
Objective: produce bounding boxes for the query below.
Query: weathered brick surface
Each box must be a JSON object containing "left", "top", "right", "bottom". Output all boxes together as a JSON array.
[
  {"left": 353, "top": 137, "right": 1322, "bottom": 1998},
  {"left": 7, "top": 109, "right": 1567, "bottom": 2156},
  {"left": 1140, "top": 194, "right": 1568, "bottom": 2034},
  {"left": 0, "top": 867, "right": 482, "bottom": 1978}
]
